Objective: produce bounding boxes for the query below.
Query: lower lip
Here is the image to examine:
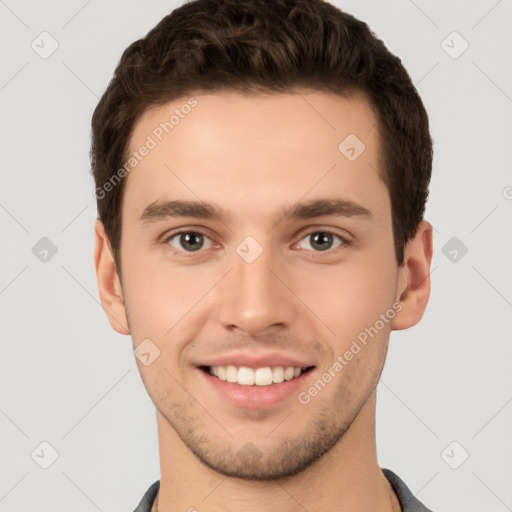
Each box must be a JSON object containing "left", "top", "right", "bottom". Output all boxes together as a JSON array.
[{"left": 198, "top": 368, "right": 315, "bottom": 409}]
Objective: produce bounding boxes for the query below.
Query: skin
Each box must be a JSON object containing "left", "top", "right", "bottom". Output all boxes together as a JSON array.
[{"left": 94, "top": 90, "right": 433, "bottom": 512}]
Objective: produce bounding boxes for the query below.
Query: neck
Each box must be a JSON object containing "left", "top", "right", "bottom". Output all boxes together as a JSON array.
[{"left": 155, "top": 391, "right": 400, "bottom": 512}]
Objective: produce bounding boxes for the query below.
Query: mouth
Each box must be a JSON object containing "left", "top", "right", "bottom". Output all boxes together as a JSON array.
[{"left": 199, "top": 364, "right": 315, "bottom": 386}]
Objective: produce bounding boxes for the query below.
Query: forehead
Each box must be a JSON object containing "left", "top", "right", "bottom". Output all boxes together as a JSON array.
[
  {"left": 123, "top": 90, "right": 388, "bottom": 225},
  {"left": 130, "top": 89, "right": 379, "bottom": 155}
]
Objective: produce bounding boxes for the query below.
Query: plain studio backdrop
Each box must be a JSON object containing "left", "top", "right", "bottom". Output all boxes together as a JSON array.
[{"left": 1, "top": 1, "right": 511, "bottom": 511}]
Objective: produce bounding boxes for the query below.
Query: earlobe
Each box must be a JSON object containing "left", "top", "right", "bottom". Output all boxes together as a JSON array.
[
  {"left": 93, "top": 219, "right": 130, "bottom": 335},
  {"left": 391, "top": 220, "right": 433, "bottom": 331}
]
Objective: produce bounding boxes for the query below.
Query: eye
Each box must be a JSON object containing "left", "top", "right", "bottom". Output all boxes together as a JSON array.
[
  {"left": 296, "top": 231, "right": 346, "bottom": 252},
  {"left": 166, "top": 231, "right": 214, "bottom": 252}
]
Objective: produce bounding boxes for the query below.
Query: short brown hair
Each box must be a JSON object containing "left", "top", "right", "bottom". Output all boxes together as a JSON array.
[{"left": 91, "top": 0, "right": 433, "bottom": 270}]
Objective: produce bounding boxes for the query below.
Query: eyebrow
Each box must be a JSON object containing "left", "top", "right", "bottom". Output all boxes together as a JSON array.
[{"left": 138, "top": 198, "right": 373, "bottom": 225}]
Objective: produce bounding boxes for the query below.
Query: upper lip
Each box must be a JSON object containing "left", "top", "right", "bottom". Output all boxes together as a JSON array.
[{"left": 198, "top": 351, "right": 316, "bottom": 369}]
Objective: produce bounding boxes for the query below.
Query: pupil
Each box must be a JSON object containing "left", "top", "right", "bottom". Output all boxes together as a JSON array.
[
  {"left": 311, "top": 232, "right": 332, "bottom": 251},
  {"left": 181, "top": 232, "right": 203, "bottom": 251}
]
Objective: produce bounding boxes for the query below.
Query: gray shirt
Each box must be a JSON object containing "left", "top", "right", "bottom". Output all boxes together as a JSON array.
[{"left": 133, "top": 468, "right": 434, "bottom": 511}]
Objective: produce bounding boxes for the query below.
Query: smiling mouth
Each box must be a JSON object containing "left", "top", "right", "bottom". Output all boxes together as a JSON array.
[{"left": 200, "top": 365, "right": 315, "bottom": 386}]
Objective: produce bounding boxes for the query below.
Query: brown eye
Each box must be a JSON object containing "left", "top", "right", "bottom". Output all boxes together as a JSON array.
[
  {"left": 297, "top": 231, "right": 344, "bottom": 252},
  {"left": 167, "top": 231, "right": 214, "bottom": 252}
]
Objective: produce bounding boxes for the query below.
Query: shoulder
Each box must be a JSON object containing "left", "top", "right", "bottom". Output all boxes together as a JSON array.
[
  {"left": 382, "top": 468, "right": 436, "bottom": 512},
  {"left": 133, "top": 480, "right": 160, "bottom": 512}
]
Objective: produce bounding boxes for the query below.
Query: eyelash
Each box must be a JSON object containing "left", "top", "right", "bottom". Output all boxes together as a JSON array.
[{"left": 163, "top": 228, "right": 351, "bottom": 256}]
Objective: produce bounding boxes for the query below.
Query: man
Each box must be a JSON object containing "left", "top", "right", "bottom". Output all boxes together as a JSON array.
[{"left": 91, "top": 0, "right": 434, "bottom": 510}]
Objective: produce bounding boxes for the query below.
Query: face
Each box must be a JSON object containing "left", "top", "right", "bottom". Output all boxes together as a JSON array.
[{"left": 114, "top": 90, "right": 405, "bottom": 479}]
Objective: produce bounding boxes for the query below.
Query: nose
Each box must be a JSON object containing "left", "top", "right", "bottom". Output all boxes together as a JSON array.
[{"left": 215, "top": 242, "right": 298, "bottom": 338}]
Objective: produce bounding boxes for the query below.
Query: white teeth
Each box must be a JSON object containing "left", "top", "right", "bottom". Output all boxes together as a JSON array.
[
  {"left": 254, "top": 367, "right": 273, "bottom": 386},
  {"left": 226, "top": 365, "right": 238, "bottom": 383},
  {"left": 272, "top": 366, "right": 284, "bottom": 383},
  {"left": 284, "top": 367, "right": 295, "bottom": 381},
  {"left": 238, "top": 366, "right": 255, "bottom": 386},
  {"left": 208, "top": 365, "right": 306, "bottom": 386}
]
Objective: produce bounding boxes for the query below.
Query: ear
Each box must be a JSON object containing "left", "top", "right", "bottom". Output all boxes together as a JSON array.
[
  {"left": 391, "top": 220, "right": 433, "bottom": 330},
  {"left": 93, "top": 219, "right": 130, "bottom": 335}
]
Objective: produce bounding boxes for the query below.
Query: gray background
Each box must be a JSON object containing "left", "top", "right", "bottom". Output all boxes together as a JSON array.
[{"left": 1, "top": 0, "right": 511, "bottom": 510}]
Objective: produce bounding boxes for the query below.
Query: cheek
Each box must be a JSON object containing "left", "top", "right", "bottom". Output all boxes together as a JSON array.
[
  {"left": 120, "top": 244, "right": 218, "bottom": 338},
  {"left": 120, "top": 243, "right": 169, "bottom": 338},
  {"left": 294, "top": 253, "right": 397, "bottom": 346}
]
